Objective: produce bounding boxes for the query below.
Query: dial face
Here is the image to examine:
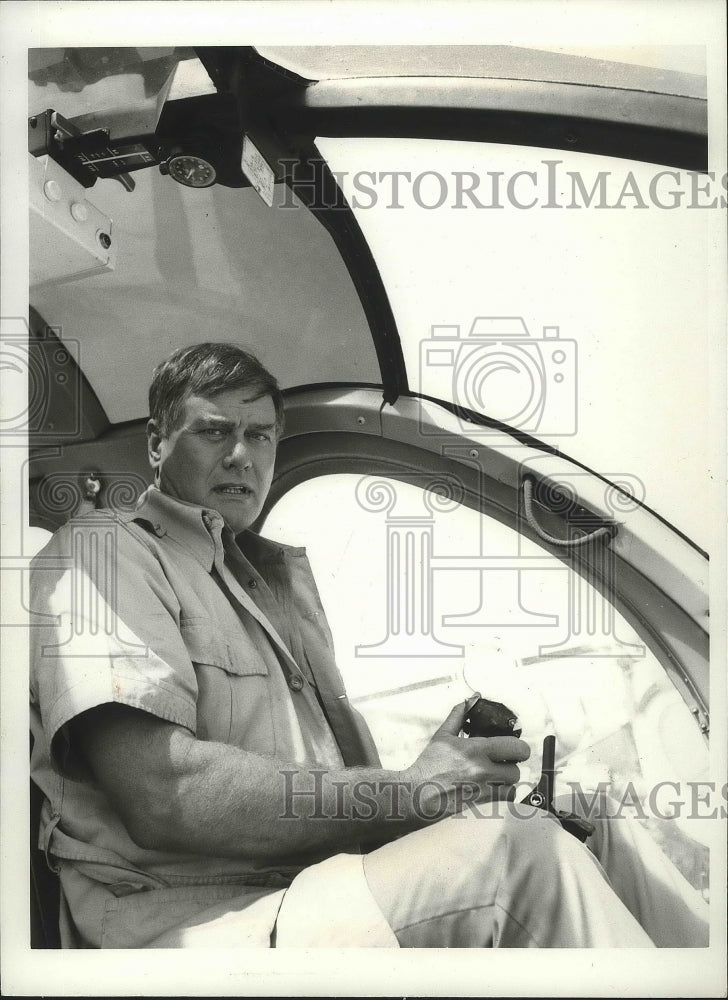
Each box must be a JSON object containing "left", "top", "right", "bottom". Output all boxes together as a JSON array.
[{"left": 167, "top": 154, "right": 216, "bottom": 188}]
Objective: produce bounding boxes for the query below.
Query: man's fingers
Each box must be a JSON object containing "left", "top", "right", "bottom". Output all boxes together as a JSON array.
[
  {"left": 473, "top": 736, "right": 531, "bottom": 762},
  {"left": 435, "top": 699, "right": 474, "bottom": 737},
  {"left": 488, "top": 762, "right": 521, "bottom": 787}
]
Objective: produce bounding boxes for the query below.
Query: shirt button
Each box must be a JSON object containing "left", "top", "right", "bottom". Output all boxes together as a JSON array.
[
  {"left": 248, "top": 579, "right": 258, "bottom": 589},
  {"left": 288, "top": 674, "right": 304, "bottom": 691}
]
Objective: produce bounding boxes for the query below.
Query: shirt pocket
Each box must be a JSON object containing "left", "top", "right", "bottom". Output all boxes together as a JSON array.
[{"left": 181, "top": 618, "right": 275, "bottom": 754}]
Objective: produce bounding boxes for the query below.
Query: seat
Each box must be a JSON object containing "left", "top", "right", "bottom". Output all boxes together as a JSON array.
[
  {"left": 28, "top": 528, "right": 62, "bottom": 947},
  {"left": 30, "top": 739, "right": 61, "bottom": 948}
]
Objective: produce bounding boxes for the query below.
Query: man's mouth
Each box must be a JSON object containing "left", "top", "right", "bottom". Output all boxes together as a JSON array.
[{"left": 214, "top": 485, "right": 254, "bottom": 497}]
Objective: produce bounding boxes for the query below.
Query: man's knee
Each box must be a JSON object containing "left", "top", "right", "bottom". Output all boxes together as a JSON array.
[{"left": 501, "top": 805, "right": 602, "bottom": 879}]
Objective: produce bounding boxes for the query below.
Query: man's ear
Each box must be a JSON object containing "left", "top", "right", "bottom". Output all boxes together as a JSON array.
[{"left": 147, "top": 419, "right": 163, "bottom": 472}]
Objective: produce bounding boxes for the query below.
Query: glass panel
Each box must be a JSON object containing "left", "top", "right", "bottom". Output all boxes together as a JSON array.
[
  {"left": 257, "top": 45, "right": 706, "bottom": 92},
  {"left": 29, "top": 47, "right": 197, "bottom": 118},
  {"left": 29, "top": 50, "right": 378, "bottom": 425},
  {"left": 318, "top": 137, "right": 714, "bottom": 550},
  {"left": 264, "top": 473, "right": 709, "bottom": 892}
]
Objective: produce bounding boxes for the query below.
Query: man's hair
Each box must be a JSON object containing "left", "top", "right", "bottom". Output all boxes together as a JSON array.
[{"left": 149, "top": 343, "right": 285, "bottom": 437}]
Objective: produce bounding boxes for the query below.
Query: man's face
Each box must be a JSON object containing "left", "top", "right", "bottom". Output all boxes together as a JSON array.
[{"left": 147, "top": 388, "right": 278, "bottom": 533}]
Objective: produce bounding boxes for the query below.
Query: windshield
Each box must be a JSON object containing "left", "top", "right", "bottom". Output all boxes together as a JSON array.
[
  {"left": 25, "top": 48, "right": 717, "bottom": 549},
  {"left": 319, "top": 136, "right": 714, "bottom": 549},
  {"left": 28, "top": 51, "right": 379, "bottom": 425},
  {"left": 258, "top": 44, "right": 706, "bottom": 91}
]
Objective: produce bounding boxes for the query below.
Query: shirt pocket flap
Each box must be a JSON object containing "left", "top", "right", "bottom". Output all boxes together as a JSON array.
[{"left": 180, "top": 618, "right": 269, "bottom": 677}]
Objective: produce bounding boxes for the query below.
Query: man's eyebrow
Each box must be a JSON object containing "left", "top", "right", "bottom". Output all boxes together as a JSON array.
[
  {"left": 191, "top": 415, "right": 235, "bottom": 429},
  {"left": 189, "top": 416, "right": 277, "bottom": 432}
]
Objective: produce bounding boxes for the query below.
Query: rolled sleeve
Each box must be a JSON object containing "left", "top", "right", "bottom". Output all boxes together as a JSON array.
[{"left": 30, "top": 517, "right": 199, "bottom": 778}]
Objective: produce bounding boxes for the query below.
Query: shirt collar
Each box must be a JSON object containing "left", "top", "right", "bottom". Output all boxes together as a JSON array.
[
  {"left": 131, "top": 485, "right": 223, "bottom": 571},
  {"left": 131, "top": 485, "right": 297, "bottom": 571}
]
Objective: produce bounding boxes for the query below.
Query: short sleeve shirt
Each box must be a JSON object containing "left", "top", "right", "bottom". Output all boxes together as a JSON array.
[{"left": 29, "top": 486, "right": 380, "bottom": 946}]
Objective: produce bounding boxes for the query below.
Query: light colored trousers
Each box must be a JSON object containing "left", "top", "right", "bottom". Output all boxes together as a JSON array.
[
  {"left": 276, "top": 800, "right": 708, "bottom": 948},
  {"left": 153, "top": 798, "right": 709, "bottom": 948}
]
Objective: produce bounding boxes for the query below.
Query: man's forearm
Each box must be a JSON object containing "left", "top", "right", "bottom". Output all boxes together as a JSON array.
[
  {"left": 76, "top": 702, "right": 523, "bottom": 863},
  {"left": 157, "top": 729, "right": 426, "bottom": 861},
  {"left": 75, "top": 704, "right": 438, "bottom": 863}
]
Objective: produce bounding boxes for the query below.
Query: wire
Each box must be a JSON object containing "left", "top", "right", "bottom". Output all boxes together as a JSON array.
[{"left": 522, "top": 477, "right": 615, "bottom": 548}]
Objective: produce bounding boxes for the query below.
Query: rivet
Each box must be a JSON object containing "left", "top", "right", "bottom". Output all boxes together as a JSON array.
[
  {"left": 43, "top": 179, "right": 63, "bottom": 202},
  {"left": 70, "top": 201, "right": 89, "bottom": 223}
]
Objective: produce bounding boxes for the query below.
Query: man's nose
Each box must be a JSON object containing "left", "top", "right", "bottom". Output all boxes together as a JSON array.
[{"left": 223, "top": 439, "right": 251, "bottom": 470}]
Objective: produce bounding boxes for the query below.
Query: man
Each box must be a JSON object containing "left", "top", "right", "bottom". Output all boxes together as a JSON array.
[{"left": 30, "top": 343, "right": 709, "bottom": 948}]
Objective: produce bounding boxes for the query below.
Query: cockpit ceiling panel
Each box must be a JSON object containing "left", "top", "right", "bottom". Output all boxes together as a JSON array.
[{"left": 30, "top": 168, "right": 378, "bottom": 424}]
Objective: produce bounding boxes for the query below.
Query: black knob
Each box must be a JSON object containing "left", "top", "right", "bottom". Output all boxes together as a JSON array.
[{"left": 463, "top": 697, "right": 522, "bottom": 739}]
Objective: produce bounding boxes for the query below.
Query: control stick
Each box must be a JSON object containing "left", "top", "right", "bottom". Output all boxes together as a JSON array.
[{"left": 463, "top": 696, "right": 594, "bottom": 841}]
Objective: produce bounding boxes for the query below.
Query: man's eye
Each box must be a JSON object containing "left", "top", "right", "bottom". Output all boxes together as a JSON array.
[
  {"left": 249, "top": 432, "right": 271, "bottom": 442},
  {"left": 203, "top": 428, "right": 227, "bottom": 438}
]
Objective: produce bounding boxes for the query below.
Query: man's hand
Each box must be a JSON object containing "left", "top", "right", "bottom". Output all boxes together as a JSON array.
[
  {"left": 69, "top": 699, "right": 530, "bottom": 863},
  {"left": 404, "top": 700, "right": 531, "bottom": 819}
]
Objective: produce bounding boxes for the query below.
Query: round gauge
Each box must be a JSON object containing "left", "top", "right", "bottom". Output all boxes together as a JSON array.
[{"left": 165, "top": 154, "right": 216, "bottom": 188}]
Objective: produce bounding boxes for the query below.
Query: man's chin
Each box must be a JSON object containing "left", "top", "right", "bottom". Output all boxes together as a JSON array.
[
  {"left": 209, "top": 499, "right": 260, "bottom": 535},
  {"left": 227, "top": 518, "right": 256, "bottom": 535}
]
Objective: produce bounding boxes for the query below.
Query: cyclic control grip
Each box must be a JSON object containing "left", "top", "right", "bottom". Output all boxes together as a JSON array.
[{"left": 462, "top": 695, "right": 594, "bottom": 841}]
